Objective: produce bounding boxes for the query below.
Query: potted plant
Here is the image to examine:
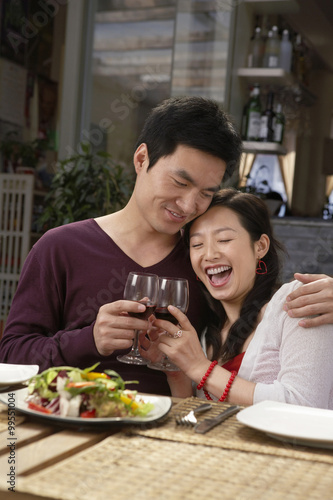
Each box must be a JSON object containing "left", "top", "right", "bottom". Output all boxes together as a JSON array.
[
  {"left": 37, "top": 143, "right": 133, "bottom": 231},
  {"left": 0, "top": 131, "right": 48, "bottom": 173}
]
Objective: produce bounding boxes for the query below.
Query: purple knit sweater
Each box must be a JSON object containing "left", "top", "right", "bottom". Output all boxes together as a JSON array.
[{"left": 0, "top": 219, "right": 209, "bottom": 395}]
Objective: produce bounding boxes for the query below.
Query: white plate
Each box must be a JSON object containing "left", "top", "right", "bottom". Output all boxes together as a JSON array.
[
  {"left": 0, "top": 363, "right": 39, "bottom": 386},
  {"left": 0, "top": 388, "right": 172, "bottom": 429},
  {"left": 237, "top": 400, "right": 333, "bottom": 449}
]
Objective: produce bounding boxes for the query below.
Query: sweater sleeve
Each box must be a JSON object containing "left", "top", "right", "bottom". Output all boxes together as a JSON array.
[
  {"left": 0, "top": 244, "right": 104, "bottom": 371},
  {"left": 241, "top": 281, "right": 333, "bottom": 409}
]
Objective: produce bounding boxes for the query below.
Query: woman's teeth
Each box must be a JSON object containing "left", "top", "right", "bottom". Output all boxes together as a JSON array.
[
  {"left": 207, "top": 265, "right": 231, "bottom": 275},
  {"left": 206, "top": 266, "right": 232, "bottom": 285}
]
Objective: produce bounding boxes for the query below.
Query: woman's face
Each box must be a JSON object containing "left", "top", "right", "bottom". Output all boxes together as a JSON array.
[{"left": 189, "top": 205, "right": 268, "bottom": 307}]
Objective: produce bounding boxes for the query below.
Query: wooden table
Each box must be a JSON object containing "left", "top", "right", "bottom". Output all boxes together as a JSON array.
[{"left": 1, "top": 391, "right": 333, "bottom": 500}]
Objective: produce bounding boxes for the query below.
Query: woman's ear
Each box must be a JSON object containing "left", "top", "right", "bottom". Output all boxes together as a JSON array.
[
  {"left": 256, "top": 234, "right": 270, "bottom": 259},
  {"left": 133, "top": 143, "right": 149, "bottom": 174}
]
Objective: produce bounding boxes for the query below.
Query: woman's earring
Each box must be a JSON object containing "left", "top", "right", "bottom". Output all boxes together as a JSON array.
[
  {"left": 196, "top": 275, "right": 201, "bottom": 281},
  {"left": 256, "top": 260, "right": 267, "bottom": 275}
]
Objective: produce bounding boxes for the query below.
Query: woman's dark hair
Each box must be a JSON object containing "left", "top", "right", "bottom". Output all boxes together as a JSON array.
[
  {"left": 184, "top": 188, "right": 285, "bottom": 362},
  {"left": 135, "top": 96, "right": 242, "bottom": 180}
]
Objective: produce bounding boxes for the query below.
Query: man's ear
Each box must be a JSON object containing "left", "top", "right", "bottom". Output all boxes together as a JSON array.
[
  {"left": 134, "top": 143, "right": 149, "bottom": 174},
  {"left": 256, "top": 233, "right": 270, "bottom": 259}
]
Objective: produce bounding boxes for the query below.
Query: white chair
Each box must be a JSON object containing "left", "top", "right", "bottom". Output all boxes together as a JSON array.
[{"left": 0, "top": 173, "right": 34, "bottom": 334}]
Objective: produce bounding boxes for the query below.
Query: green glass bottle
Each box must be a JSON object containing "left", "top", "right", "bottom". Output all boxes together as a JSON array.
[
  {"left": 259, "top": 92, "right": 275, "bottom": 142},
  {"left": 246, "top": 85, "right": 262, "bottom": 141}
]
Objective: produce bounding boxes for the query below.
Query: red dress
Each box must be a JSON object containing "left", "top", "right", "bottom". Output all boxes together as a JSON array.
[{"left": 222, "top": 351, "right": 245, "bottom": 373}]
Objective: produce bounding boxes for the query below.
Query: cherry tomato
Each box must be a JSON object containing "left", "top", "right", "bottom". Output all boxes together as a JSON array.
[{"left": 80, "top": 409, "right": 96, "bottom": 418}]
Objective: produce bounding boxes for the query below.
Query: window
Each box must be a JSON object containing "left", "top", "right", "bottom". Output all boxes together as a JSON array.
[{"left": 87, "top": 0, "right": 233, "bottom": 167}]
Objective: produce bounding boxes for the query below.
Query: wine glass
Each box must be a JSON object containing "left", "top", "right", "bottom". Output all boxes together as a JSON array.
[
  {"left": 117, "top": 271, "right": 159, "bottom": 365},
  {"left": 148, "top": 277, "right": 189, "bottom": 371}
]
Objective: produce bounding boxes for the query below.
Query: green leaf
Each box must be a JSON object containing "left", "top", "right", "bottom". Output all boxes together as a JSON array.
[
  {"left": 37, "top": 142, "right": 133, "bottom": 230},
  {"left": 82, "top": 363, "right": 101, "bottom": 373}
]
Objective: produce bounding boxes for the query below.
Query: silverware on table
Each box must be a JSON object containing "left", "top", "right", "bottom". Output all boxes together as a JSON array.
[
  {"left": 194, "top": 405, "right": 240, "bottom": 434},
  {"left": 175, "top": 403, "right": 212, "bottom": 426}
]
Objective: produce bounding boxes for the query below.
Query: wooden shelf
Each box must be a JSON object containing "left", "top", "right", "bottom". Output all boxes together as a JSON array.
[
  {"left": 237, "top": 68, "right": 317, "bottom": 106},
  {"left": 242, "top": 0, "right": 299, "bottom": 15},
  {"left": 243, "top": 141, "right": 287, "bottom": 155},
  {"left": 237, "top": 67, "right": 294, "bottom": 86}
]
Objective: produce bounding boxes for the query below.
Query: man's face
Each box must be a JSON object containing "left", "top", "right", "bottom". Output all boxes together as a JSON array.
[{"left": 133, "top": 144, "right": 226, "bottom": 235}]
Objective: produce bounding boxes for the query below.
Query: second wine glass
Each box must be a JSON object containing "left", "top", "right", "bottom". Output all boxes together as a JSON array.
[
  {"left": 148, "top": 276, "right": 189, "bottom": 371},
  {"left": 117, "top": 271, "right": 159, "bottom": 365}
]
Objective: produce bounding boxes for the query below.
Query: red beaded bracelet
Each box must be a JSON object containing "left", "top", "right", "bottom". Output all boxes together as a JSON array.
[
  {"left": 197, "top": 360, "right": 218, "bottom": 391},
  {"left": 203, "top": 370, "right": 237, "bottom": 402}
]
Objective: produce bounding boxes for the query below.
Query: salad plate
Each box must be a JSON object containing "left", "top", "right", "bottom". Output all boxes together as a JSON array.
[
  {"left": 0, "top": 388, "right": 172, "bottom": 429},
  {"left": 0, "top": 363, "right": 39, "bottom": 386},
  {"left": 237, "top": 400, "right": 333, "bottom": 449}
]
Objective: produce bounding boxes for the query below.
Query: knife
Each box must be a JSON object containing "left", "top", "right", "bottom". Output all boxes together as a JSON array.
[{"left": 194, "top": 405, "right": 240, "bottom": 434}]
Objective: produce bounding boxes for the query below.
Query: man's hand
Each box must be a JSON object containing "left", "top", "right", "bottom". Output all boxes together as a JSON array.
[
  {"left": 284, "top": 273, "right": 333, "bottom": 327},
  {"left": 93, "top": 300, "right": 149, "bottom": 356}
]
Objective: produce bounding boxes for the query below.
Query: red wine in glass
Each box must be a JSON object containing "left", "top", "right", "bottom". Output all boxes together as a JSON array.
[
  {"left": 154, "top": 307, "right": 178, "bottom": 325},
  {"left": 148, "top": 277, "right": 189, "bottom": 371},
  {"left": 129, "top": 303, "right": 156, "bottom": 320},
  {"left": 117, "top": 272, "right": 159, "bottom": 365}
]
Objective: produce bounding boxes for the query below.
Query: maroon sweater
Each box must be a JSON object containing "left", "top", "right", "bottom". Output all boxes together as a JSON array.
[{"left": 0, "top": 219, "right": 209, "bottom": 395}]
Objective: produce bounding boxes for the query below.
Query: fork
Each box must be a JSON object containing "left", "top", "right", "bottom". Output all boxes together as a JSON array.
[{"left": 175, "top": 403, "right": 212, "bottom": 426}]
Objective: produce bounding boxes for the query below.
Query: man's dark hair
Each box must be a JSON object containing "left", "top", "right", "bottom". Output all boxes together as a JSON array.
[{"left": 135, "top": 96, "right": 243, "bottom": 179}]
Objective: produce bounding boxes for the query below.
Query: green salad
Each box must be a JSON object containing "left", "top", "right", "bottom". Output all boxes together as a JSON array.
[{"left": 26, "top": 363, "right": 154, "bottom": 418}]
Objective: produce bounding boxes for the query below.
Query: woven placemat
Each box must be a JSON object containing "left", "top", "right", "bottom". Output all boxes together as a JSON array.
[
  {"left": 17, "top": 433, "right": 333, "bottom": 500},
  {"left": 0, "top": 400, "right": 25, "bottom": 433},
  {"left": 129, "top": 397, "right": 333, "bottom": 465}
]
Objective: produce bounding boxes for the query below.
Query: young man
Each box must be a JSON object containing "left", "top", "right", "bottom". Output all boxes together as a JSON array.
[
  {"left": 0, "top": 96, "right": 242, "bottom": 395},
  {"left": 0, "top": 96, "right": 332, "bottom": 395}
]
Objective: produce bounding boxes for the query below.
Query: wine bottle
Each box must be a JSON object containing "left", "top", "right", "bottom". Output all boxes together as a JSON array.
[
  {"left": 248, "top": 27, "right": 264, "bottom": 68},
  {"left": 273, "top": 103, "right": 285, "bottom": 144},
  {"left": 241, "top": 102, "right": 248, "bottom": 140},
  {"left": 293, "top": 34, "right": 308, "bottom": 85},
  {"left": 279, "top": 29, "right": 292, "bottom": 72},
  {"left": 263, "top": 26, "right": 280, "bottom": 68},
  {"left": 259, "top": 92, "right": 275, "bottom": 142},
  {"left": 246, "top": 85, "right": 262, "bottom": 141}
]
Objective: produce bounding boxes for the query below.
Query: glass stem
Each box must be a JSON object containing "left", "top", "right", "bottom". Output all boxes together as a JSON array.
[
  {"left": 161, "top": 355, "right": 169, "bottom": 367},
  {"left": 131, "top": 330, "right": 140, "bottom": 355}
]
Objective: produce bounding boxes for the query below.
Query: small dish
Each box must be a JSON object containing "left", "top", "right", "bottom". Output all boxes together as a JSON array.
[
  {"left": 237, "top": 400, "right": 333, "bottom": 449},
  {"left": 0, "top": 363, "right": 39, "bottom": 386}
]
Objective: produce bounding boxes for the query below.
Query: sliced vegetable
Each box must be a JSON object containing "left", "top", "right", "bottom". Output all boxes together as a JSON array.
[
  {"left": 85, "top": 372, "right": 110, "bottom": 380},
  {"left": 66, "top": 381, "right": 96, "bottom": 389},
  {"left": 28, "top": 402, "right": 52, "bottom": 414},
  {"left": 80, "top": 409, "right": 96, "bottom": 418},
  {"left": 120, "top": 394, "right": 133, "bottom": 406}
]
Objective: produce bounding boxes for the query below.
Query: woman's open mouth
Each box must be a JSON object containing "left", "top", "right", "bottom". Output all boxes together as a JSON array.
[{"left": 206, "top": 265, "right": 232, "bottom": 287}]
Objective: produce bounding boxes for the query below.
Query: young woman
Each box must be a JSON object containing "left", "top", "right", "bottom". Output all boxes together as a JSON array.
[{"left": 145, "top": 188, "right": 333, "bottom": 409}]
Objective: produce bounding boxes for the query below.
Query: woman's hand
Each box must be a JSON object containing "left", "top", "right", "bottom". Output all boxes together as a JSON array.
[
  {"left": 138, "top": 326, "right": 165, "bottom": 364},
  {"left": 150, "top": 305, "right": 209, "bottom": 381},
  {"left": 139, "top": 327, "right": 194, "bottom": 398},
  {"left": 284, "top": 273, "right": 333, "bottom": 327}
]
